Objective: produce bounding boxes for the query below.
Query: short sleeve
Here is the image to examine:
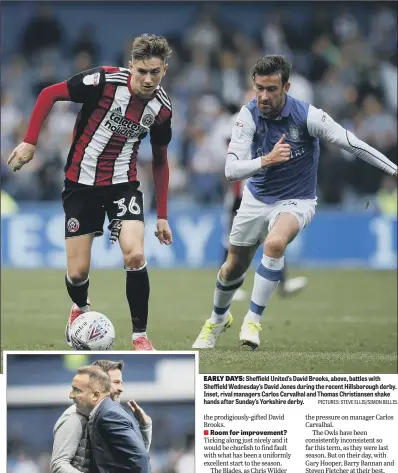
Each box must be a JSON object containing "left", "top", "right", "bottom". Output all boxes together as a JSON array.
[
  {"left": 150, "top": 115, "right": 172, "bottom": 146},
  {"left": 66, "top": 67, "right": 106, "bottom": 104}
]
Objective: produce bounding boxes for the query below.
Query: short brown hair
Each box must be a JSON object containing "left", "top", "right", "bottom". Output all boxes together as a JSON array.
[
  {"left": 91, "top": 359, "right": 124, "bottom": 373},
  {"left": 251, "top": 55, "right": 292, "bottom": 85},
  {"left": 131, "top": 34, "right": 172, "bottom": 62},
  {"left": 76, "top": 366, "right": 111, "bottom": 393}
]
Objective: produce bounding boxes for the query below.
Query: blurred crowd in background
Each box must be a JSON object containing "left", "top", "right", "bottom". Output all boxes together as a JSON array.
[
  {"left": 1, "top": 2, "right": 397, "bottom": 211},
  {"left": 7, "top": 430, "right": 194, "bottom": 473},
  {"left": 8, "top": 432, "right": 194, "bottom": 473}
]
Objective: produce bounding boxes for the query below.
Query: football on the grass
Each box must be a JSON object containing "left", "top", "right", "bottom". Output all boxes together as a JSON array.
[{"left": 70, "top": 311, "right": 115, "bottom": 350}]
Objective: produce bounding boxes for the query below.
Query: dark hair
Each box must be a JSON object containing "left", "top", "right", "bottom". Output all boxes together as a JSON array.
[
  {"left": 131, "top": 34, "right": 172, "bottom": 62},
  {"left": 76, "top": 366, "right": 111, "bottom": 393},
  {"left": 91, "top": 359, "right": 124, "bottom": 373},
  {"left": 251, "top": 55, "right": 292, "bottom": 85}
]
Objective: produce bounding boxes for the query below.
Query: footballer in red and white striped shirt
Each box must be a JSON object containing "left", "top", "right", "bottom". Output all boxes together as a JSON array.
[
  {"left": 8, "top": 34, "right": 174, "bottom": 351},
  {"left": 64, "top": 65, "right": 172, "bottom": 187}
]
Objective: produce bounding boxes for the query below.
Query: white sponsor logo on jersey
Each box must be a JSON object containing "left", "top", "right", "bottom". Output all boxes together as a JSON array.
[
  {"left": 83, "top": 72, "right": 101, "bottom": 86},
  {"left": 103, "top": 107, "right": 146, "bottom": 139},
  {"left": 78, "top": 86, "right": 164, "bottom": 186}
]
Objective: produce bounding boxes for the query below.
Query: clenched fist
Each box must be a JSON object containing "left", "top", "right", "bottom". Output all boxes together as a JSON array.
[
  {"left": 261, "top": 134, "right": 291, "bottom": 168},
  {"left": 7, "top": 142, "right": 36, "bottom": 172}
]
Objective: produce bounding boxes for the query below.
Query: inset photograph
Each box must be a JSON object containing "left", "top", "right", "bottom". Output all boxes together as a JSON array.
[{"left": 6, "top": 353, "right": 195, "bottom": 473}]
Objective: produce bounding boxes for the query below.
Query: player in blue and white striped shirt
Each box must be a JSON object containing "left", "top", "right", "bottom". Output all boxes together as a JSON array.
[{"left": 193, "top": 54, "right": 397, "bottom": 350}]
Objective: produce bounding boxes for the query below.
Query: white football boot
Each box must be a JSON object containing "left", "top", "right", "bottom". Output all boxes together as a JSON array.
[
  {"left": 192, "top": 313, "right": 233, "bottom": 349},
  {"left": 239, "top": 319, "right": 262, "bottom": 350}
]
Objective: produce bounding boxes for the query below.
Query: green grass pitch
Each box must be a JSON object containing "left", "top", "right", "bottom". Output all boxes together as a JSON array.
[{"left": 2, "top": 268, "right": 397, "bottom": 374}]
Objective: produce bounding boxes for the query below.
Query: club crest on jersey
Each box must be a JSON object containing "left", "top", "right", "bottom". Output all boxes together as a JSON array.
[
  {"left": 83, "top": 72, "right": 100, "bottom": 86},
  {"left": 288, "top": 125, "right": 300, "bottom": 141},
  {"left": 141, "top": 114, "right": 155, "bottom": 127},
  {"left": 67, "top": 218, "right": 80, "bottom": 233}
]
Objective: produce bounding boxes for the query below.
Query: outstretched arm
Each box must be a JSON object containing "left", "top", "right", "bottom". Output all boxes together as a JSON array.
[
  {"left": 7, "top": 81, "right": 71, "bottom": 171},
  {"left": 24, "top": 81, "right": 71, "bottom": 145},
  {"left": 307, "top": 105, "right": 397, "bottom": 176},
  {"left": 8, "top": 66, "right": 106, "bottom": 172}
]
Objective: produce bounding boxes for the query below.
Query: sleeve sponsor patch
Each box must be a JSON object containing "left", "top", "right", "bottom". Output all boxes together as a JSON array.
[{"left": 83, "top": 72, "right": 101, "bottom": 86}]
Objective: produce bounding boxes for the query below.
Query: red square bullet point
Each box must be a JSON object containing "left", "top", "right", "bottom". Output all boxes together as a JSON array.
[{"left": 204, "top": 430, "right": 209, "bottom": 435}]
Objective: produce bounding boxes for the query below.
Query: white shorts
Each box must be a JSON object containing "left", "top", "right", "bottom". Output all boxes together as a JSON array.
[{"left": 229, "top": 186, "right": 317, "bottom": 247}]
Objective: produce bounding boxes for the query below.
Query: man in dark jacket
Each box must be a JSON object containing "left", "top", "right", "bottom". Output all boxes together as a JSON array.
[
  {"left": 88, "top": 395, "right": 151, "bottom": 473},
  {"left": 51, "top": 361, "right": 152, "bottom": 473},
  {"left": 69, "top": 365, "right": 151, "bottom": 473}
]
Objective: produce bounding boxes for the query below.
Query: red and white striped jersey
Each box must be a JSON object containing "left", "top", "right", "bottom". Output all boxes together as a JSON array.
[{"left": 65, "top": 66, "right": 172, "bottom": 186}]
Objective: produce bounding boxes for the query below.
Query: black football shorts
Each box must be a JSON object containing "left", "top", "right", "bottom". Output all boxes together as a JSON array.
[{"left": 62, "top": 180, "right": 144, "bottom": 240}]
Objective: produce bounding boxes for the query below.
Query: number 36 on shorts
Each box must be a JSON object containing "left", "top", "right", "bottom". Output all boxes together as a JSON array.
[{"left": 113, "top": 196, "right": 141, "bottom": 217}]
